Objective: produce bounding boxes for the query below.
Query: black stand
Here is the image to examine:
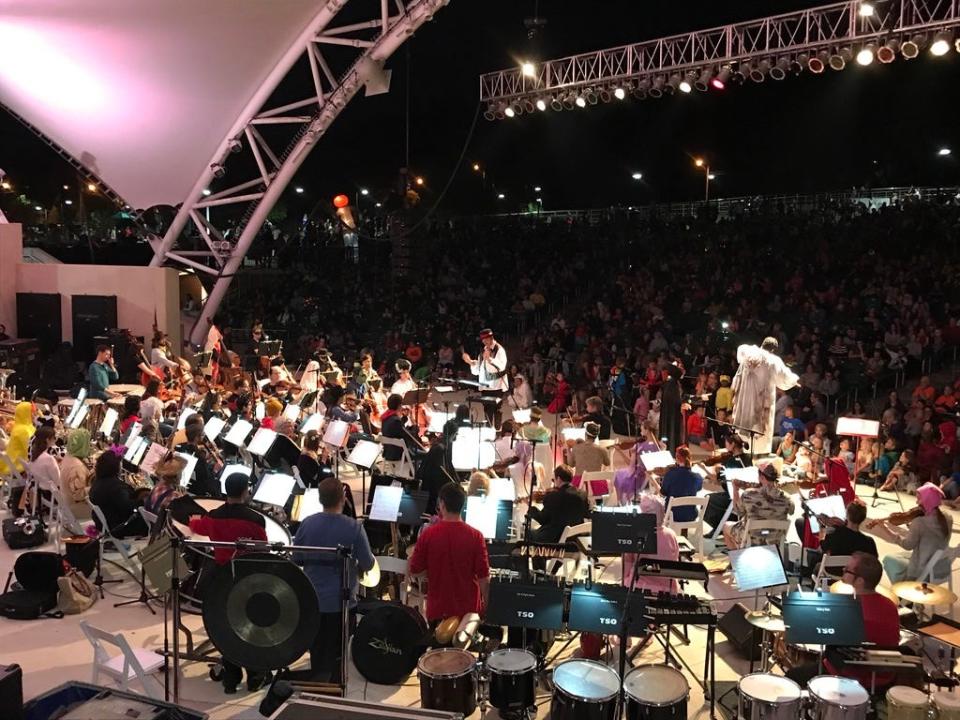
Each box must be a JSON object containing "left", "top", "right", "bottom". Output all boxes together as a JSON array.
[
  {"left": 711, "top": 417, "right": 761, "bottom": 462},
  {"left": 113, "top": 560, "right": 160, "bottom": 614}
]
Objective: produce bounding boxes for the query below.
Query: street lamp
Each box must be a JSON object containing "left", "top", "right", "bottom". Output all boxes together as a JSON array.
[
  {"left": 86, "top": 182, "right": 97, "bottom": 192},
  {"left": 360, "top": 188, "right": 369, "bottom": 196},
  {"left": 693, "top": 157, "right": 711, "bottom": 201},
  {"left": 415, "top": 176, "right": 425, "bottom": 186}
]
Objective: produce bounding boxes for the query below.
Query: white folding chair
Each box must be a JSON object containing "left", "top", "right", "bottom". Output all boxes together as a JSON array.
[
  {"left": 138, "top": 507, "right": 159, "bottom": 534},
  {"left": 581, "top": 470, "right": 615, "bottom": 508},
  {"left": 547, "top": 521, "right": 592, "bottom": 580},
  {"left": 378, "top": 437, "right": 416, "bottom": 481},
  {"left": 374, "top": 555, "right": 415, "bottom": 605},
  {"left": 80, "top": 621, "right": 165, "bottom": 699},
  {"left": 740, "top": 519, "right": 791, "bottom": 553},
  {"left": 0, "top": 452, "right": 26, "bottom": 507},
  {"left": 814, "top": 554, "right": 853, "bottom": 589},
  {"left": 664, "top": 496, "right": 710, "bottom": 557},
  {"left": 87, "top": 500, "right": 142, "bottom": 577},
  {"left": 917, "top": 546, "right": 958, "bottom": 591}
]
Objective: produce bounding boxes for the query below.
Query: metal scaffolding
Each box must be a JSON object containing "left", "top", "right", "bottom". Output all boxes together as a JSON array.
[
  {"left": 149, "top": 0, "right": 451, "bottom": 346},
  {"left": 480, "top": 0, "right": 960, "bottom": 114}
]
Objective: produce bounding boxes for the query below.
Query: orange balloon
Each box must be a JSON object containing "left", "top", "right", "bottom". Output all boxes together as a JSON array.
[{"left": 333, "top": 194, "right": 350, "bottom": 209}]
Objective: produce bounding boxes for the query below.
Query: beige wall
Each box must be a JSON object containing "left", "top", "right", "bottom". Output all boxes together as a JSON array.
[{"left": 0, "top": 224, "right": 181, "bottom": 351}]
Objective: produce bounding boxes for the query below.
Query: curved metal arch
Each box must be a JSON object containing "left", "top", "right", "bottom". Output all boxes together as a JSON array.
[{"left": 150, "top": 0, "right": 451, "bottom": 346}]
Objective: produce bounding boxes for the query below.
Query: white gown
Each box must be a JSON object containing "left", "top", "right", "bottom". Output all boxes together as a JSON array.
[{"left": 731, "top": 344, "right": 799, "bottom": 455}]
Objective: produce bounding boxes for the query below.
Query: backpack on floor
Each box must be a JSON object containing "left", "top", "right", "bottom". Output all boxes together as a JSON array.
[
  {"left": 0, "top": 551, "right": 64, "bottom": 620},
  {"left": 2, "top": 515, "right": 47, "bottom": 550}
]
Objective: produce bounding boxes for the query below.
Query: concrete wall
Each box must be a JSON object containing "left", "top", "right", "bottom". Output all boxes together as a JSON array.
[{"left": 0, "top": 224, "right": 181, "bottom": 351}]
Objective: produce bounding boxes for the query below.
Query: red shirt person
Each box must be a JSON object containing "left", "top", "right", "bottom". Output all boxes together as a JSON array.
[
  {"left": 408, "top": 483, "right": 490, "bottom": 622},
  {"left": 189, "top": 473, "right": 266, "bottom": 565}
]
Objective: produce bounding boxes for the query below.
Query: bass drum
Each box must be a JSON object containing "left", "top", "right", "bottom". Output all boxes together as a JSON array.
[
  {"left": 352, "top": 603, "right": 428, "bottom": 685},
  {"left": 418, "top": 648, "right": 477, "bottom": 717},
  {"left": 551, "top": 659, "right": 620, "bottom": 720},
  {"left": 623, "top": 664, "right": 689, "bottom": 719}
]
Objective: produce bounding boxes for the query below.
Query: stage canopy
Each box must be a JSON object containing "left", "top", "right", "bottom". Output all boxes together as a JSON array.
[{"left": 0, "top": 0, "right": 325, "bottom": 209}]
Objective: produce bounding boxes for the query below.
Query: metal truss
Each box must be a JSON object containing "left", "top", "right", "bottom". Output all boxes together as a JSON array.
[
  {"left": 480, "top": 0, "right": 960, "bottom": 109},
  {"left": 149, "top": 0, "right": 450, "bottom": 346}
]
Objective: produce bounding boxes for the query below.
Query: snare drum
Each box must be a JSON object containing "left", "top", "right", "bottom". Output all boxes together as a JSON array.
[
  {"left": 738, "top": 673, "right": 802, "bottom": 720},
  {"left": 885, "top": 686, "right": 929, "bottom": 720},
  {"left": 807, "top": 675, "right": 869, "bottom": 720},
  {"left": 486, "top": 648, "right": 536, "bottom": 713},
  {"left": 417, "top": 648, "right": 477, "bottom": 716},
  {"left": 933, "top": 690, "right": 960, "bottom": 719},
  {"left": 551, "top": 659, "right": 620, "bottom": 720},
  {"left": 624, "top": 664, "right": 689, "bottom": 719}
]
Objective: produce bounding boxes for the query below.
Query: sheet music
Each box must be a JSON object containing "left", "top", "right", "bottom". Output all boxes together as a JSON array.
[
  {"left": 68, "top": 404, "right": 89, "bottom": 429},
  {"left": 176, "top": 408, "right": 196, "bottom": 431},
  {"left": 255, "top": 401, "right": 265, "bottom": 421},
  {"left": 297, "top": 488, "right": 322, "bottom": 521},
  {"left": 368, "top": 485, "right": 403, "bottom": 522},
  {"left": 729, "top": 545, "right": 787, "bottom": 591},
  {"left": 175, "top": 452, "right": 199, "bottom": 488},
  {"left": 283, "top": 404, "right": 301, "bottom": 421},
  {"left": 140, "top": 442, "right": 169, "bottom": 475},
  {"left": 489, "top": 476, "right": 516, "bottom": 501},
  {"left": 123, "top": 436, "right": 147, "bottom": 463},
  {"left": 836, "top": 417, "right": 880, "bottom": 438},
  {"left": 561, "top": 427, "right": 586, "bottom": 441},
  {"left": 300, "top": 413, "right": 324, "bottom": 434},
  {"left": 204, "top": 416, "right": 226, "bottom": 442},
  {"left": 224, "top": 419, "right": 254, "bottom": 447},
  {"left": 247, "top": 427, "right": 277, "bottom": 456},
  {"left": 322, "top": 419, "right": 350, "bottom": 447},
  {"left": 218, "top": 464, "right": 252, "bottom": 494},
  {"left": 253, "top": 473, "right": 296, "bottom": 506},
  {"left": 639, "top": 450, "right": 674, "bottom": 471},
  {"left": 465, "top": 495, "right": 499, "bottom": 539},
  {"left": 347, "top": 439, "right": 381, "bottom": 469},
  {"left": 725, "top": 466, "right": 759, "bottom": 484},
  {"left": 98, "top": 408, "right": 118, "bottom": 437}
]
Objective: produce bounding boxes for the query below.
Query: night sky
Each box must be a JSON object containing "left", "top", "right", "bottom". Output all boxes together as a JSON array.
[{"left": 2, "top": 0, "right": 958, "bottom": 214}]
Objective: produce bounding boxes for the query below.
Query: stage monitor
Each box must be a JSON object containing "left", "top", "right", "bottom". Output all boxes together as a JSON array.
[
  {"left": 728, "top": 544, "right": 787, "bottom": 592},
  {"left": 568, "top": 583, "right": 646, "bottom": 636}
]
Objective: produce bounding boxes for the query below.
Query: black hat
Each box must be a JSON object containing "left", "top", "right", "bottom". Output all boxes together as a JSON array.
[
  {"left": 395, "top": 359, "right": 411, "bottom": 372},
  {"left": 478, "top": 328, "right": 494, "bottom": 340},
  {"left": 224, "top": 472, "right": 249, "bottom": 498}
]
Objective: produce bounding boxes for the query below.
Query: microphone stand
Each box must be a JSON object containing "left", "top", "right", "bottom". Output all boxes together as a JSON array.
[{"left": 711, "top": 417, "right": 761, "bottom": 462}]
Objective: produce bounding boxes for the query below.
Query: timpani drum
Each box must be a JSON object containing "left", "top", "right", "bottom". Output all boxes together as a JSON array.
[
  {"left": 807, "top": 675, "right": 869, "bottom": 720},
  {"left": 486, "top": 647, "right": 537, "bottom": 715},
  {"left": 933, "top": 691, "right": 960, "bottom": 719},
  {"left": 171, "top": 498, "right": 291, "bottom": 544},
  {"left": 737, "top": 673, "right": 803, "bottom": 720},
  {"left": 417, "top": 648, "right": 477, "bottom": 716},
  {"left": 550, "top": 659, "right": 620, "bottom": 720},
  {"left": 623, "top": 664, "right": 689, "bottom": 719},
  {"left": 885, "top": 686, "right": 929, "bottom": 720},
  {"left": 107, "top": 384, "right": 145, "bottom": 396}
]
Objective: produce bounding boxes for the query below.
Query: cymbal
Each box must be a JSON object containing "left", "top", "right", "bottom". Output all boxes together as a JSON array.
[
  {"left": 746, "top": 610, "right": 785, "bottom": 633},
  {"left": 829, "top": 580, "right": 898, "bottom": 604},
  {"left": 359, "top": 557, "right": 381, "bottom": 588},
  {"left": 892, "top": 581, "right": 957, "bottom": 606}
]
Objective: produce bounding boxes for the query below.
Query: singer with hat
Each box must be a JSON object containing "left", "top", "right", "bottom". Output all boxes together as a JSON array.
[{"left": 461, "top": 328, "right": 508, "bottom": 428}]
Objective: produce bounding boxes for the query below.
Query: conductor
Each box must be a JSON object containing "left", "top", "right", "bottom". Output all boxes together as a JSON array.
[{"left": 461, "top": 328, "right": 508, "bottom": 428}]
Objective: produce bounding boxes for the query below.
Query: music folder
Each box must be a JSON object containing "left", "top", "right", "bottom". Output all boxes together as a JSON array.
[
  {"left": 782, "top": 591, "right": 865, "bottom": 646},
  {"left": 590, "top": 509, "right": 657, "bottom": 554}
]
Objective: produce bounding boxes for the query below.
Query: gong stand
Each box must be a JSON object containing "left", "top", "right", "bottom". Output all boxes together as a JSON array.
[{"left": 164, "top": 536, "right": 350, "bottom": 706}]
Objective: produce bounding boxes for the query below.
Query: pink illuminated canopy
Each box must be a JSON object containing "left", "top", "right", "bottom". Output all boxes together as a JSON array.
[{"left": 0, "top": 0, "right": 324, "bottom": 209}]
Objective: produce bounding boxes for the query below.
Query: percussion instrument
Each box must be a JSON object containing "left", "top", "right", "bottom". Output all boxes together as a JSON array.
[
  {"left": 352, "top": 603, "right": 429, "bottom": 684},
  {"left": 550, "top": 659, "right": 620, "bottom": 720},
  {"left": 417, "top": 648, "right": 477, "bottom": 717},
  {"left": 737, "top": 673, "right": 802, "bottom": 720},
  {"left": 107, "top": 384, "right": 145, "bottom": 396},
  {"left": 171, "top": 497, "right": 290, "bottom": 545},
  {"left": 623, "top": 664, "right": 689, "bottom": 719},
  {"left": 772, "top": 636, "right": 821, "bottom": 671},
  {"left": 486, "top": 648, "right": 537, "bottom": 715},
  {"left": 933, "top": 690, "right": 960, "bottom": 719},
  {"left": 892, "top": 581, "right": 957, "bottom": 606},
  {"left": 829, "top": 580, "right": 898, "bottom": 604},
  {"left": 746, "top": 611, "right": 786, "bottom": 633},
  {"left": 884, "top": 685, "right": 929, "bottom": 720},
  {"left": 807, "top": 675, "right": 869, "bottom": 720}
]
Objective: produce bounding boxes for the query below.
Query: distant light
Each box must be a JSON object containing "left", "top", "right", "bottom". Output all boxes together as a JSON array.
[
  {"left": 360, "top": 188, "right": 369, "bottom": 196},
  {"left": 631, "top": 172, "right": 643, "bottom": 180},
  {"left": 375, "top": 202, "right": 382, "bottom": 207},
  {"left": 497, "top": 193, "right": 505, "bottom": 199},
  {"left": 521, "top": 62, "right": 536, "bottom": 78},
  {"left": 295, "top": 186, "right": 304, "bottom": 194},
  {"left": 64, "top": 200, "right": 73, "bottom": 205},
  {"left": 472, "top": 163, "right": 481, "bottom": 172},
  {"left": 859, "top": 2, "right": 874, "bottom": 17},
  {"left": 856, "top": 47, "right": 874, "bottom": 65},
  {"left": 678, "top": 80, "right": 692, "bottom": 93},
  {"left": 86, "top": 183, "right": 97, "bottom": 192},
  {"left": 708, "top": 173, "right": 716, "bottom": 180},
  {"left": 536, "top": 197, "right": 542, "bottom": 203},
  {"left": 931, "top": 34, "right": 951, "bottom": 56},
  {"left": 536, "top": 99, "right": 547, "bottom": 111},
  {"left": 721, "top": 321, "right": 730, "bottom": 329},
  {"left": 202, "top": 188, "right": 212, "bottom": 196},
  {"left": 62, "top": 184, "right": 69, "bottom": 190},
  {"left": 694, "top": 158, "right": 705, "bottom": 168},
  {"left": 534, "top": 186, "right": 542, "bottom": 192},
  {"left": 415, "top": 176, "right": 425, "bottom": 186},
  {"left": 939, "top": 147, "right": 952, "bottom": 156},
  {"left": 0, "top": 181, "right": 10, "bottom": 190},
  {"left": 575, "top": 96, "right": 586, "bottom": 108},
  {"left": 504, "top": 106, "right": 516, "bottom": 118},
  {"left": 34, "top": 205, "right": 42, "bottom": 211},
  {"left": 613, "top": 87, "right": 626, "bottom": 100},
  {"left": 710, "top": 77, "right": 726, "bottom": 90}
]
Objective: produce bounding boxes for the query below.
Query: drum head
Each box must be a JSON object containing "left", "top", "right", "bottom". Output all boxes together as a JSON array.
[
  {"left": 352, "top": 604, "right": 428, "bottom": 685},
  {"left": 553, "top": 660, "right": 619, "bottom": 702},
  {"left": 624, "top": 664, "right": 689, "bottom": 705},
  {"left": 934, "top": 691, "right": 960, "bottom": 709},
  {"left": 887, "top": 685, "right": 929, "bottom": 707},
  {"left": 738, "top": 673, "right": 801, "bottom": 702},
  {"left": 488, "top": 648, "right": 537, "bottom": 674},
  {"left": 418, "top": 648, "right": 475, "bottom": 678},
  {"left": 808, "top": 675, "right": 868, "bottom": 706}
]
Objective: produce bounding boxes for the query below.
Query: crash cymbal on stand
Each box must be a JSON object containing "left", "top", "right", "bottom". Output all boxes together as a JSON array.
[
  {"left": 892, "top": 581, "right": 957, "bottom": 606},
  {"left": 829, "top": 580, "right": 898, "bottom": 604}
]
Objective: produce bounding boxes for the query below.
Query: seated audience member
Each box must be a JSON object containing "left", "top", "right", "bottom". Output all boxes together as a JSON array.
[
  {"left": 526, "top": 464, "right": 589, "bottom": 543},
  {"left": 723, "top": 463, "right": 793, "bottom": 549},
  {"left": 778, "top": 405, "right": 806, "bottom": 441},
  {"left": 869, "top": 482, "right": 951, "bottom": 583},
  {"left": 685, "top": 403, "right": 708, "bottom": 446},
  {"left": 660, "top": 446, "right": 703, "bottom": 523},
  {"left": 878, "top": 449, "right": 917, "bottom": 493}
]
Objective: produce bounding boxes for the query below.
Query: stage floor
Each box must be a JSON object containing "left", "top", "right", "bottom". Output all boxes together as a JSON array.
[{"left": 1, "top": 414, "right": 956, "bottom": 719}]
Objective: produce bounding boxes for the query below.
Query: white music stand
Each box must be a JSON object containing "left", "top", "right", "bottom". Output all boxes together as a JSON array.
[
  {"left": 203, "top": 416, "right": 226, "bottom": 442},
  {"left": 836, "top": 416, "right": 883, "bottom": 508},
  {"left": 253, "top": 473, "right": 296, "bottom": 507},
  {"left": 347, "top": 439, "right": 382, "bottom": 510}
]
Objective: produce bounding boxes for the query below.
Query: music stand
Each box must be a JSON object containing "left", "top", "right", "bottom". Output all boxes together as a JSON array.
[
  {"left": 347, "top": 439, "right": 382, "bottom": 509},
  {"left": 224, "top": 419, "right": 254, "bottom": 448},
  {"left": 258, "top": 340, "right": 282, "bottom": 357},
  {"left": 247, "top": 427, "right": 278, "bottom": 457},
  {"left": 98, "top": 407, "right": 119, "bottom": 439},
  {"left": 299, "top": 412, "right": 324, "bottom": 434},
  {"left": 486, "top": 578, "right": 565, "bottom": 631},
  {"left": 837, "top": 416, "right": 886, "bottom": 508},
  {"left": 782, "top": 591, "right": 865, "bottom": 646},
  {"left": 397, "top": 490, "right": 429, "bottom": 527},
  {"left": 323, "top": 419, "right": 350, "bottom": 478},
  {"left": 639, "top": 449, "right": 675, "bottom": 472},
  {"left": 367, "top": 484, "right": 403, "bottom": 522},
  {"left": 568, "top": 583, "right": 647, "bottom": 636},
  {"left": 218, "top": 463, "right": 252, "bottom": 494},
  {"left": 253, "top": 472, "right": 296, "bottom": 507},
  {"left": 174, "top": 452, "right": 199, "bottom": 488},
  {"left": 590, "top": 508, "right": 657, "bottom": 554},
  {"left": 192, "top": 350, "right": 212, "bottom": 374}
]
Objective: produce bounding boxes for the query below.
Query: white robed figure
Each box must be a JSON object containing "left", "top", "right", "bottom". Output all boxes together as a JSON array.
[{"left": 731, "top": 337, "right": 799, "bottom": 455}]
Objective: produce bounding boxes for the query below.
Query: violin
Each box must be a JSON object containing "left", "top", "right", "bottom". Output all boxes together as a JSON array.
[{"left": 864, "top": 506, "right": 923, "bottom": 530}]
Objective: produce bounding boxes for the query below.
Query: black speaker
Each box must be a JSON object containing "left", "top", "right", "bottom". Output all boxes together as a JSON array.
[
  {"left": 16, "top": 292, "right": 61, "bottom": 355},
  {"left": 71, "top": 295, "right": 117, "bottom": 362},
  {"left": 717, "top": 602, "right": 763, "bottom": 661}
]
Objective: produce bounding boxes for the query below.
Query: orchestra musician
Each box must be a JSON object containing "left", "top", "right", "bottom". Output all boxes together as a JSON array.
[
  {"left": 660, "top": 446, "right": 703, "bottom": 523},
  {"left": 381, "top": 393, "right": 425, "bottom": 461},
  {"left": 150, "top": 331, "right": 187, "bottom": 378},
  {"left": 177, "top": 418, "right": 223, "bottom": 498},
  {"left": 89, "top": 449, "right": 147, "bottom": 538},
  {"left": 722, "top": 463, "right": 793, "bottom": 549},
  {"left": 1, "top": 401, "right": 34, "bottom": 510},
  {"left": 60, "top": 428, "right": 93, "bottom": 525},
  {"left": 145, "top": 455, "right": 187, "bottom": 516},
  {"left": 87, "top": 345, "right": 119, "bottom": 401},
  {"left": 520, "top": 406, "right": 551, "bottom": 444},
  {"left": 564, "top": 422, "right": 609, "bottom": 476},
  {"left": 701, "top": 434, "right": 750, "bottom": 530},
  {"left": 263, "top": 362, "right": 300, "bottom": 399},
  {"left": 188, "top": 473, "right": 271, "bottom": 694},
  {"left": 461, "top": 328, "right": 508, "bottom": 428},
  {"left": 293, "top": 477, "right": 375, "bottom": 684},
  {"left": 578, "top": 395, "right": 612, "bottom": 441},
  {"left": 613, "top": 421, "right": 662, "bottom": 503},
  {"left": 391, "top": 358, "right": 417, "bottom": 398},
  {"left": 525, "top": 464, "right": 589, "bottom": 543},
  {"left": 203, "top": 315, "right": 227, "bottom": 385},
  {"left": 140, "top": 380, "right": 173, "bottom": 441},
  {"left": 408, "top": 483, "right": 490, "bottom": 629}
]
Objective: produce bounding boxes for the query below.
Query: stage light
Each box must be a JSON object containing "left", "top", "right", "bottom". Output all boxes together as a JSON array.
[
  {"left": 561, "top": 93, "right": 575, "bottom": 110},
  {"left": 631, "top": 172, "right": 643, "bottom": 180},
  {"left": 939, "top": 147, "right": 952, "bottom": 156},
  {"left": 877, "top": 39, "right": 899, "bottom": 63},
  {"left": 731, "top": 65, "right": 747, "bottom": 84},
  {"left": 472, "top": 163, "right": 481, "bottom": 172},
  {"left": 575, "top": 95, "right": 586, "bottom": 108},
  {"left": 551, "top": 96, "right": 563, "bottom": 111},
  {"left": 0, "top": 181, "right": 10, "bottom": 190},
  {"left": 483, "top": 104, "right": 496, "bottom": 121},
  {"left": 859, "top": 2, "right": 874, "bottom": 17},
  {"left": 504, "top": 105, "right": 516, "bottom": 117},
  {"left": 415, "top": 176, "right": 425, "bottom": 186},
  {"left": 375, "top": 202, "right": 382, "bottom": 207},
  {"left": 360, "top": 188, "right": 369, "bottom": 196},
  {"left": 536, "top": 98, "right": 547, "bottom": 111},
  {"left": 87, "top": 182, "right": 98, "bottom": 191},
  {"left": 202, "top": 188, "right": 212, "bottom": 196},
  {"left": 694, "top": 158, "right": 705, "bottom": 168},
  {"left": 585, "top": 87, "right": 598, "bottom": 105},
  {"left": 931, "top": 32, "right": 952, "bottom": 56},
  {"left": 34, "top": 205, "right": 42, "bottom": 211},
  {"left": 955, "top": 38, "right": 960, "bottom": 53},
  {"left": 62, "top": 184, "right": 69, "bottom": 190},
  {"left": 809, "top": 51, "right": 829, "bottom": 73},
  {"left": 901, "top": 35, "right": 923, "bottom": 58},
  {"left": 748, "top": 60, "right": 769, "bottom": 82},
  {"left": 791, "top": 54, "right": 807, "bottom": 74},
  {"left": 65, "top": 200, "right": 73, "bottom": 205},
  {"left": 708, "top": 173, "right": 716, "bottom": 180},
  {"left": 522, "top": 99, "right": 535, "bottom": 113},
  {"left": 711, "top": 67, "right": 731, "bottom": 89},
  {"left": 649, "top": 76, "right": 665, "bottom": 98},
  {"left": 293, "top": 186, "right": 304, "bottom": 194},
  {"left": 497, "top": 193, "right": 505, "bottom": 199},
  {"left": 534, "top": 186, "right": 542, "bottom": 191},
  {"left": 679, "top": 79, "right": 692, "bottom": 94},
  {"left": 694, "top": 68, "right": 713, "bottom": 92},
  {"left": 769, "top": 57, "right": 790, "bottom": 80},
  {"left": 665, "top": 74, "right": 681, "bottom": 94},
  {"left": 599, "top": 87, "right": 612, "bottom": 103},
  {"left": 210, "top": 164, "right": 225, "bottom": 179},
  {"left": 856, "top": 44, "right": 876, "bottom": 65},
  {"left": 829, "top": 47, "right": 852, "bottom": 70},
  {"left": 614, "top": 87, "right": 626, "bottom": 100},
  {"left": 521, "top": 61, "right": 536, "bottom": 77}
]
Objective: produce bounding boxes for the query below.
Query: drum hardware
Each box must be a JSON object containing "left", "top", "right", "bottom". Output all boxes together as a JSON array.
[{"left": 892, "top": 581, "right": 958, "bottom": 607}]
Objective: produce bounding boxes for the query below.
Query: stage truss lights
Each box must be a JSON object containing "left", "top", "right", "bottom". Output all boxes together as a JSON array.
[
  {"left": 877, "top": 39, "right": 899, "bottom": 63},
  {"left": 769, "top": 57, "right": 790, "bottom": 80},
  {"left": 711, "top": 66, "right": 731, "bottom": 90},
  {"left": 931, "top": 31, "right": 952, "bottom": 56},
  {"left": 859, "top": 2, "right": 875, "bottom": 17},
  {"left": 584, "top": 87, "right": 599, "bottom": 105},
  {"left": 809, "top": 50, "right": 829, "bottom": 73},
  {"left": 574, "top": 94, "right": 586, "bottom": 108},
  {"left": 613, "top": 86, "right": 626, "bottom": 100},
  {"left": 483, "top": 104, "right": 496, "bottom": 120},
  {"left": 649, "top": 75, "right": 665, "bottom": 98},
  {"left": 535, "top": 98, "right": 547, "bottom": 111},
  {"left": 599, "top": 86, "right": 612, "bottom": 102},
  {"left": 550, "top": 96, "right": 563, "bottom": 111},
  {"left": 791, "top": 54, "right": 808, "bottom": 74},
  {"left": 665, "top": 73, "right": 681, "bottom": 95},
  {"left": 748, "top": 59, "right": 769, "bottom": 82},
  {"left": 521, "top": 61, "right": 536, "bottom": 78},
  {"left": 901, "top": 35, "right": 924, "bottom": 58},
  {"left": 562, "top": 92, "right": 576, "bottom": 110},
  {"left": 694, "top": 68, "right": 713, "bottom": 92},
  {"left": 678, "top": 77, "right": 693, "bottom": 93},
  {"left": 494, "top": 102, "right": 506, "bottom": 119},
  {"left": 829, "top": 47, "right": 852, "bottom": 70},
  {"left": 856, "top": 43, "right": 876, "bottom": 65},
  {"left": 504, "top": 104, "right": 516, "bottom": 118}
]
